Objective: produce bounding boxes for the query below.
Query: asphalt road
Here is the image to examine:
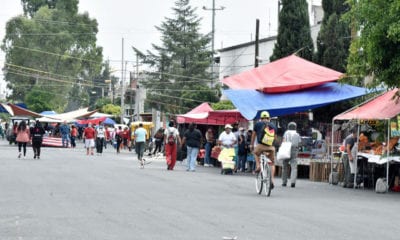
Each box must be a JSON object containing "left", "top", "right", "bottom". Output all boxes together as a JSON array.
[{"left": 0, "top": 139, "right": 399, "bottom": 240}]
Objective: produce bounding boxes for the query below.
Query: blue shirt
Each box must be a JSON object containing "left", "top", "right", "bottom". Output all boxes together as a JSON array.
[
  {"left": 134, "top": 127, "right": 147, "bottom": 142},
  {"left": 253, "top": 121, "right": 277, "bottom": 144}
]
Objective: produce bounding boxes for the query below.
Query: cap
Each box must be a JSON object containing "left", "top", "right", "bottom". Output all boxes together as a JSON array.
[
  {"left": 288, "top": 122, "right": 297, "bottom": 130},
  {"left": 239, "top": 127, "right": 244, "bottom": 131},
  {"left": 225, "top": 124, "right": 233, "bottom": 129},
  {"left": 260, "top": 111, "right": 270, "bottom": 118}
]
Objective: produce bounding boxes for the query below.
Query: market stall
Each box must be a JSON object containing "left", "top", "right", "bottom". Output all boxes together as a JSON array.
[{"left": 333, "top": 88, "right": 400, "bottom": 191}]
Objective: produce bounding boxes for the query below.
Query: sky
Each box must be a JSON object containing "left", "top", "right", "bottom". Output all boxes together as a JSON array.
[{"left": 0, "top": 0, "right": 279, "bottom": 94}]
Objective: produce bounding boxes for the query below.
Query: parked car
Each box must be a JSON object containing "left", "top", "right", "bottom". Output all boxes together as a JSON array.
[{"left": 6, "top": 117, "right": 31, "bottom": 145}]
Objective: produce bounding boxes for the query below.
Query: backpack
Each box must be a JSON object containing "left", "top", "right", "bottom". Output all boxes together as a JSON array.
[
  {"left": 167, "top": 128, "right": 176, "bottom": 145},
  {"left": 115, "top": 133, "right": 122, "bottom": 142},
  {"left": 260, "top": 123, "right": 275, "bottom": 146}
]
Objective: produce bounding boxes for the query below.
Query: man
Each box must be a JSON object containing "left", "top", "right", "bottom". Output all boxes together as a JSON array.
[
  {"left": 342, "top": 127, "right": 357, "bottom": 188},
  {"left": 83, "top": 123, "right": 96, "bottom": 156},
  {"left": 181, "top": 123, "right": 202, "bottom": 172},
  {"left": 134, "top": 123, "right": 148, "bottom": 167},
  {"left": 281, "top": 122, "right": 301, "bottom": 188},
  {"left": 30, "top": 120, "right": 45, "bottom": 159},
  {"left": 59, "top": 121, "right": 70, "bottom": 148},
  {"left": 164, "top": 121, "right": 181, "bottom": 170},
  {"left": 250, "top": 111, "right": 277, "bottom": 188},
  {"left": 95, "top": 123, "right": 106, "bottom": 155}
]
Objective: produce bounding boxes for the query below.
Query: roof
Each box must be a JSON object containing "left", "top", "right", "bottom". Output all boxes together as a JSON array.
[
  {"left": 334, "top": 88, "right": 400, "bottom": 120},
  {"left": 222, "top": 55, "right": 343, "bottom": 93},
  {"left": 223, "top": 82, "right": 368, "bottom": 120}
]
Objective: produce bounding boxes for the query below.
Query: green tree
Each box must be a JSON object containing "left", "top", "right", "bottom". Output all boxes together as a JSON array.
[
  {"left": 24, "top": 86, "right": 56, "bottom": 112},
  {"left": 315, "top": 0, "right": 351, "bottom": 73},
  {"left": 270, "top": 0, "right": 314, "bottom": 62},
  {"left": 143, "top": 0, "right": 219, "bottom": 114},
  {"left": 211, "top": 100, "right": 235, "bottom": 110},
  {"left": 2, "top": 0, "right": 103, "bottom": 111},
  {"left": 101, "top": 104, "right": 120, "bottom": 116},
  {"left": 344, "top": 1, "right": 400, "bottom": 88}
]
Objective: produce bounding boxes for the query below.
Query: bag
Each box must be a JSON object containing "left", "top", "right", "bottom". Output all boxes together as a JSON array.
[
  {"left": 375, "top": 178, "right": 387, "bottom": 193},
  {"left": 115, "top": 133, "right": 122, "bottom": 142},
  {"left": 277, "top": 142, "right": 292, "bottom": 160},
  {"left": 167, "top": 128, "right": 176, "bottom": 145},
  {"left": 261, "top": 123, "right": 275, "bottom": 146}
]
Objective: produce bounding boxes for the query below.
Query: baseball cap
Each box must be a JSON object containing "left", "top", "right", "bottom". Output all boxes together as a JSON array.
[
  {"left": 260, "top": 111, "right": 270, "bottom": 118},
  {"left": 239, "top": 127, "right": 244, "bottom": 131},
  {"left": 225, "top": 124, "right": 233, "bottom": 129}
]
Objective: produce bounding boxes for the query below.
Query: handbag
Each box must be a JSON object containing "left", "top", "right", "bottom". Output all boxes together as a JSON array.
[{"left": 277, "top": 142, "right": 292, "bottom": 160}]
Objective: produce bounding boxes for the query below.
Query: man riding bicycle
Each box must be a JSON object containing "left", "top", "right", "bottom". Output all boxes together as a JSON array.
[{"left": 250, "top": 111, "right": 277, "bottom": 188}]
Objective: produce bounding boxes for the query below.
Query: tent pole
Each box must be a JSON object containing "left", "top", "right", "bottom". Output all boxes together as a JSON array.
[
  {"left": 330, "top": 119, "right": 334, "bottom": 185},
  {"left": 354, "top": 121, "right": 360, "bottom": 188},
  {"left": 386, "top": 119, "right": 390, "bottom": 192}
]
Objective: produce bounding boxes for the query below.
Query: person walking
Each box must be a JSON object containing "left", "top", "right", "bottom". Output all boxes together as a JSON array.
[
  {"left": 134, "top": 123, "right": 148, "bottom": 167},
  {"left": 70, "top": 125, "right": 78, "bottom": 148},
  {"left": 95, "top": 124, "right": 106, "bottom": 155},
  {"left": 16, "top": 120, "right": 30, "bottom": 159},
  {"left": 115, "top": 126, "right": 123, "bottom": 154},
  {"left": 30, "top": 120, "right": 45, "bottom": 159},
  {"left": 281, "top": 122, "right": 301, "bottom": 188},
  {"left": 152, "top": 128, "right": 164, "bottom": 155},
  {"left": 60, "top": 121, "right": 70, "bottom": 148},
  {"left": 204, "top": 128, "right": 215, "bottom": 167},
  {"left": 83, "top": 123, "right": 96, "bottom": 156},
  {"left": 164, "top": 121, "right": 181, "bottom": 170},
  {"left": 181, "top": 123, "right": 202, "bottom": 172},
  {"left": 237, "top": 127, "right": 247, "bottom": 172}
]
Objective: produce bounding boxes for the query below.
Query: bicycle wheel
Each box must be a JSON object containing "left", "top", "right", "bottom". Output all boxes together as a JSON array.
[
  {"left": 263, "top": 164, "right": 272, "bottom": 197},
  {"left": 255, "top": 166, "right": 263, "bottom": 194}
]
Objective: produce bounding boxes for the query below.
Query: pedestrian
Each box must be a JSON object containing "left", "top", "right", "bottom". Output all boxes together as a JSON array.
[
  {"left": 115, "top": 126, "right": 123, "bottom": 154},
  {"left": 95, "top": 123, "right": 106, "bottom": 155},
  {"left": 70, "top": 125, "right": 77, "bottom": 148},
  {"left": 237, "top": 127, "right": 247, "bottom": 172},
  {"left": 59, "top": 121, "right": 70, "bottom": 148},
  {"left": 30, "top": 120, "right": 45, "bottom": 159},
  {"left": 134, "top": 123, "right": 148, "bottom": 167},
  {"left": 83, "top": 123, "right": 96, "bottom": 156},
  {"left": 181, "top": 123, "right": 202, "bottom": 172},
  {"left": 16, "top": 120, "right": 30, "bottom": 159},
  {"left": 164, "top": 121, "right": 181, "bottom": 170},
  {"left": 104, "top": 126, "right": 110, "bottom": 149},
  {"left": 152, "top": 128, "right": 164, "bottom": 155},
  {"left": 281, "top": 122, "right": 301, "bottom": 188},
  {"left": 341, "top": 127, "right": 357, "bottom": 188},
  {"left": 250, "top": 111, "right": 277, "bottom": 189},
  {"left": 204, "top": 128, "right": 215, "bottom": 167}
]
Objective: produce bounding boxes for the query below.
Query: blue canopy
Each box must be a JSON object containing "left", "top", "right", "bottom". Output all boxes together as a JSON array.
[{"left": 223, "top": 82, "right": 369, "bottom": 120}]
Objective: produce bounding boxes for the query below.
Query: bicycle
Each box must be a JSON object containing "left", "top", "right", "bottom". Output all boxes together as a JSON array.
[{"left": 255, "top": 151, "right": 273, "bottom": 197}]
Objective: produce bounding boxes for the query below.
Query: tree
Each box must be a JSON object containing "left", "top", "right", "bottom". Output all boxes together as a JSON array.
[
  {"left": 2, "top": 0, "right": 103, "bottom": 111},
  {"left": 24, "top": 86, "right": 56, "bottom": 112},
  {"left": 344, "top": 1, "right": 400, "bottom": 89},
  {"left": 143, "top": 0, "right": 220, "bottom": 114},
  {"left": 315, "top": 0, "right": 351, "bottom": 73},
  {"left": 270, "top": 0, "right": 314, "bottom": 62}
]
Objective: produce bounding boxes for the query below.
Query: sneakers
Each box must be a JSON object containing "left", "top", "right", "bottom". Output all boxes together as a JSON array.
[
  {"left": 291, "top": 183, "right": 295, "bottom": 188},
  {"left": 282, "top": 183, "right": 287, "bottom": 187}
]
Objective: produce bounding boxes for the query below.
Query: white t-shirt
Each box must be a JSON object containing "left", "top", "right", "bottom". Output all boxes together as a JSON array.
[
  {"left": 218, "top": 131, "right": 236, "bottom": 147},
  {"left": 164, "top": 127, "right": 179, "bottom": 144}
]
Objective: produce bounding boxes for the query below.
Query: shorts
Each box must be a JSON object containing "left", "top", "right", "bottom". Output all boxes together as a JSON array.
[
  {"left": 85, "top": 139, "right": 95, "bottom": 148},
  {"left": 254, "top": 144, "right": 275, "bottom": 163}
]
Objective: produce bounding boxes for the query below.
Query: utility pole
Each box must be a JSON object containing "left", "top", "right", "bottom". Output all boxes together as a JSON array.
[
  {"left": 131, "top": 46, "right": 145, "bottom": 122},
  {"left": 120, "top": 38, "right": 124, "bottom": 124},
  {"left": 254, "top": 19, "right": 260, "bottom": 68},
  {"left": 203, "top": 0, "right": 225, "bottom": 87}
]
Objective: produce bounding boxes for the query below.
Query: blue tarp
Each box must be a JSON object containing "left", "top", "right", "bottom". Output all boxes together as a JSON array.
[
  {"left": 0, "top": 103, "right": 27, "bottom": 113},
  {"left": 40, "top": 110, "right": 57, "bottom": 115},
  {"left": 223, "top": 82, "right": 369, "bottom": 120}
]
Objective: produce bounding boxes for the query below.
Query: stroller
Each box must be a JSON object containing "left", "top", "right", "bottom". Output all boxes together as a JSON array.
[{"left": 217, "top": 147, "right": 236, "bottom": 175}]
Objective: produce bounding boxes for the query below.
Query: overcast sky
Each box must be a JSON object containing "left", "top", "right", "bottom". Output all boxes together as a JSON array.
[{"left": 0, "top": 0, "right": 279, "bottom": 92}]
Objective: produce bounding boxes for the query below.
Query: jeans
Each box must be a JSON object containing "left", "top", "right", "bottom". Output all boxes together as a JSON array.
[
  {"left": 204, "top": 142, "right": 212, "bottom": 165},
  {"left": 186, "top": 146, "right": 199, "bottom": 171},
  {"left": 61, "top": 134, "right": 70, "bottom": 147},
  {"left": 135, "top": 141, "right": 145, "bottom": 160}
]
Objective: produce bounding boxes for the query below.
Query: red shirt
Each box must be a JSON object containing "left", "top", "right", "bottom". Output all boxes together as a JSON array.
[{"left": 84, "top": 127, "right": 96, "bottom": 139}]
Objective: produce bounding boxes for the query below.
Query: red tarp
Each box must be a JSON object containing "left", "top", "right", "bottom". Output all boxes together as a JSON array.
[
  {"left": 334, "top": 89, "right": 400, "bottom": 120},
  {"left": 76, "top": 117, "right": 107, "bottom": 125},
  {"left": 222, "top": 55, "right": 343, "bottom": 93},
  {"left": 177, "top": 103, "right": 247, "bottom": 125}
]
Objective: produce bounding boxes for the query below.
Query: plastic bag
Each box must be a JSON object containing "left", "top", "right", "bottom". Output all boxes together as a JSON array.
[{"left": 277, "top": 142, "right": 292, "bottom": 160}]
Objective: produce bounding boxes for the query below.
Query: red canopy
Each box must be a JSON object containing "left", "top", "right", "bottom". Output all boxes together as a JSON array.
[
  {"left": 177, "top": 103, "right": 247, "bottom": 125},
  {"left": 334, "top": 89, "right": 400, "bottom": 120},
  {"left": 222, "top": 55, "right": 343, "bottom": 93},
  {"left": 76, "top": 117, "right": 107, "bottom": 125}
]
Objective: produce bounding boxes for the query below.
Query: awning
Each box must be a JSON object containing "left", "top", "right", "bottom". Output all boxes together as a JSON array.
[
  {"left": 334, "top": 88, "right": 399, "bottom": 120},
  {"left": 223, "top": 82, "right": 369, "bottom": 120},
  {"left": 222, "top": 55, "right": 343, "bottom": 93}
]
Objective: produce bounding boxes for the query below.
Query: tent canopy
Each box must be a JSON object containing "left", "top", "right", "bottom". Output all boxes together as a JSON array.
[
  {"left": 75, "top": 117, "right": 116, "bottom": 125},
  {"left": 223, "top": 82, "right": 369, "bottom": 120},
  {"left": 177, "top": 103, "right": 247, "bottom": 125},
  {"left": 222, "top": 55, "right": 343, "bottom": 93},
  {"left": 334, "top": 88, "right": 399, "bottom": 120}
]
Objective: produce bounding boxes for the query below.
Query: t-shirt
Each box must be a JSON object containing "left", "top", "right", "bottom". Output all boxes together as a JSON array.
[
  {"left": 345, "top": 134, "right": 356, "bottom": 152},
  {"left": 183, "top": 129, "right": 202, "bottom": 148},
  {"left": 134, "top": 127, "right": 147, "bottom": 143},
  {"left": 253, "top": 121, "right": 277, "bottom": 145},
  {"left": 164, "top": 127, "right": 179, "bottom": 144},
  {"left": 96, "top": 126, "right": 105, "bottom": 138},
  {"left": 283, "top": 130, "right": 301, "bottom": 148},
  {"left": 218, "top": 131, "right": 236, "bottom": 147},
  {"left": 84, "top": 127, "right": 96, "bottom": 139},
  {"left": 60, "top": 124, "right": 70, "bottom": 135}
]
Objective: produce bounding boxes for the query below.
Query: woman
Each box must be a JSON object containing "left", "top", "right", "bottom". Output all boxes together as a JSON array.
[
  {"left": 152, "top": 128, "right": 164, "bottom": 155},
  {"left": 70, "top": 125, "right": 78, "bottom": 148},
  {"left": 16, "top": 120, "right": 30, "bottom": 159},
  {"left": 204, "top": 128, "right": 215, "bottom": 167},
  {"left": 30, "top": 120, "right": 45, "bottom": 159},
  {"left": 181, "top": 123, "right": 202, "bottom": 172}
]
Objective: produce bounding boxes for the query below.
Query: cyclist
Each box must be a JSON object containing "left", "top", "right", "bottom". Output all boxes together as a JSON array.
[{"left": 250, "top": 111, "right": 277, "bottom": 188}]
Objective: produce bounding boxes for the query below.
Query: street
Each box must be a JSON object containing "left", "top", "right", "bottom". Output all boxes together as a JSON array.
[{"left": 0, "top": 140, "right": 399, "bottom": 240}]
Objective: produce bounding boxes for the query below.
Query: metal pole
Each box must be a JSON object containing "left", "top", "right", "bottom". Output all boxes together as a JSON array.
[{"left": 120, "top": 38, "right": 124, "bottom": 124}]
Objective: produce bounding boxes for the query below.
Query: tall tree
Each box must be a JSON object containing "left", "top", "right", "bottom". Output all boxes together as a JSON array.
[
  {"left": 270, "top": 0, "right": 314, "bottom": 62},
  {"left": 143, "top": 0, "right": 219, "bottom": 114},
  {"left": 1, "top": 0, "right": 103, "bottom": 111},
  {"left": 315, "top": 0, "right": 351, "bottom": 73},
  {"left": 344, "top": 1, "right": 400, "bottom": 89}
]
